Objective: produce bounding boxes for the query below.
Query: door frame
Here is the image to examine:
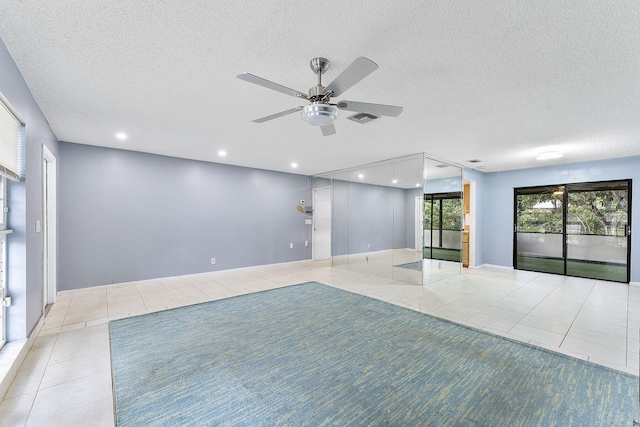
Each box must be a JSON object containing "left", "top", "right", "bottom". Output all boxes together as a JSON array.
[
  {"left": 514, "top": 179, "right": 632, "bottom": 283},
  {"left": 312, "top": 187, "right": 332, "bottom": 261},
  {"left": 42, "top": 145, "right": 57, "bottom": 307}
]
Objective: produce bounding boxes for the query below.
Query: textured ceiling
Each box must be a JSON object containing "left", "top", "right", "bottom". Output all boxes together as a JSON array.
[{"left": 0, "top": 1, "right": 638, "bottom": 176}]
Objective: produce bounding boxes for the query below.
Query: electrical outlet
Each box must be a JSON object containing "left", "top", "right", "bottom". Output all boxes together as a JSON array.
[
  {"left": 290, "top": 243, "right": 294, "bottom": 249},
  {"left": 367, "top": 243, "right": 370, "bottom": 248},
  {"left": 210, "top": 258, "right": 216, "bottom": 265}
]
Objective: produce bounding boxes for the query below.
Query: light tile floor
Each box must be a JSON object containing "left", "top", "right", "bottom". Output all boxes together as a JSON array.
[{"left": 1, "top": 260, "right": 639, "bottom": 426}]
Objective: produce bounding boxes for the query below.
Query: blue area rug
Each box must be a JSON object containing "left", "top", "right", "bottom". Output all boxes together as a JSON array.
[
  {"left": 396, "top": 260, "right": 422, "bottom": 271},
  {"left": 109, "top": 282, "right": 638, "bottom": 426}
]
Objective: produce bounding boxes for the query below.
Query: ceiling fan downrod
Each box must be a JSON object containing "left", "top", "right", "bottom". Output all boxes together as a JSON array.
[{"left": 308, "top": 57, "right": 332, "bottom": 102}]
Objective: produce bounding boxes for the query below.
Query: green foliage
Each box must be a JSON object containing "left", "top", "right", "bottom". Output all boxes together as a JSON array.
[
  {"left": 517, "top": 194, "right": 563, "bottom": 233},
  {"left": 567, "top": 191, "right": 627, "bottom": 236},
  {"left": 424, "top": 197, "right": 462, "bottom": 231},
  {"left": 517, "top": 190, "right": 628, "bottom": 236}
]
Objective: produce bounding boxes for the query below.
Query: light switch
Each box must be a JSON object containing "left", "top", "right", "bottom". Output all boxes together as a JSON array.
[
  {"left": 305, "top": 219, "right": 312, "bottom": 225},
  {"left": 35, "top": 220, "right": 41, "bottom": 233}
]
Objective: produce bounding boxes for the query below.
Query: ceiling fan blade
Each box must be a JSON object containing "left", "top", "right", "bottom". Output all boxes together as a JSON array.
[
  {"left": 237, "top": 73, "right": 308, "bottom": 100},
  {"left": 252, "top": 106, "right": 304, "bottom": 123},
  {"left": 321, "top": 123, "right": 336, "bottom": 136},
  {"left": 337, "top": 100, "right": 403, "bottom": 117},
  {"left": 324, "top": 57, "right": 378, "bottom": 97}
]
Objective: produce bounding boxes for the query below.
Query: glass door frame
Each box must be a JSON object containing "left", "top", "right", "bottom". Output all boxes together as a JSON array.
[
  {"left": 513, "top": 179, "right": 632, "bottom": 283},
  {"left": 424, "top": 191, "right": 463, "bottom": 262}
]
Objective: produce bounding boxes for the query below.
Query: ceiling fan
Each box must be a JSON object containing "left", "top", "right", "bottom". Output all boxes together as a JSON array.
[{"left": 237, "top": 57, "right": 403, "bottom": 136}]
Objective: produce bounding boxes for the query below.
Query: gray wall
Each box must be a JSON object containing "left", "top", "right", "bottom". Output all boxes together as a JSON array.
[
  {"left": 0, "top": 38, "right": 59, "bottom": 340},
  {"left": 58, "top": 142, "right": 312, "bottom": 290},
  {"left": 332, "top": 180, "right": 411, "bottom": 256},
  {"left": 483, "top": 156, "right": 639, "bottom": 282}
]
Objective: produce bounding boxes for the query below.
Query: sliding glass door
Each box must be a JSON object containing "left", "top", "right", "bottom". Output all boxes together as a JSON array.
[
  {"left": 565, "top": 181, "right": 630, "bottom": 282},
  {"left": 514, "top": 180, "right": 631, "bottom": 282},
  {"left": 424, "top": 193, "right": 462, "bottom": 262},
  {"left": 514, "top": 186, "right": 564, "bottom": 274}
]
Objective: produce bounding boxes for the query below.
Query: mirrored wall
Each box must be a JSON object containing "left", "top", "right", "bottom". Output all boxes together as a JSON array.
[
  {"left": 422, "top": 157, "right": 463, "bottom": 283},
  {"left": 311, "top": 153, "right": 463, "bottom": 285}
]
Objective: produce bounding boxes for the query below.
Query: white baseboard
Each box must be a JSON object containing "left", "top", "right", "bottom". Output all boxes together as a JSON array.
[{"left": 479, "top": 264, "right": 514, "bottom": 270}]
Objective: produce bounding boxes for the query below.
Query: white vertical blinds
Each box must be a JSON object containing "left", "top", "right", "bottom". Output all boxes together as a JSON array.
[{"left": 0, "top": 97, "right": 23, "bottom": 181}]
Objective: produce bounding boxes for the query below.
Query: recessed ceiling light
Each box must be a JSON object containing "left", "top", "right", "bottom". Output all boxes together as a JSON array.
[
  {"left": 358, "top": 174, "right": 364, "bottom": 179},
  {"left": 392, "top": 179, "right": 398, "bottom": 184},
  {"left": 415, "top": 183, "right": 421, "bottom": 187},
  {"left": 218, "top": 150, "right": 227, "bottom": 157},
  {"left": 291, "top": 162, "right": 298, "bottom": 168},
  {"left": 115, "top": 132, "right": 127, "bottom": 140},
  {"left": 536, "top": 151, "right": 563, "bottom": 160}
]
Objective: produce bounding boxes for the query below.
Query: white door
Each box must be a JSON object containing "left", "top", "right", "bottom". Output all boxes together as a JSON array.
[{"left": 312, "top": 187, "right": 332, "bottom": 260}]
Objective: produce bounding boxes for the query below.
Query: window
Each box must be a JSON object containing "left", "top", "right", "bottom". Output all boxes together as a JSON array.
[
  {"left": 0, "top": 177, "right": 7, "bottom": 349},
  {"left": 0, "top": 93, "right": 21, "bottom": 350},
  {"left": 0, "top": 94, "right": 24, "bottom": 181}
]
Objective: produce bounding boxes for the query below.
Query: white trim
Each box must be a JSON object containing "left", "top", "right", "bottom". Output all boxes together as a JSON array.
[
  {"left": 42, "top": 145, "right": 57, "bottom": 307},
  {"left": 480, "top": 264, "right": 515, "bottom": 270},
  {"left": 312, "top": 187, "right": 332, "bottom": 261}
]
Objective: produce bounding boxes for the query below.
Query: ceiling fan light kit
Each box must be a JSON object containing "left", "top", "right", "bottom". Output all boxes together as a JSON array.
[
  {"left": 301, "top": 104, "right": 338, "bottom": 126},
  {"left": 237, "top": 56, "right": 403, "bottom": 136}
]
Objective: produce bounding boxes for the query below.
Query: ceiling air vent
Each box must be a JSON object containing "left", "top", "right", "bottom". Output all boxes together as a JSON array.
[
  {"left": 347, "top": 113, "right": 379, "bottom": 124},
  {"left": 435, "top": 164, "right": 449, "bottom": 168},
  {"left": 467, "top": 159, "right": 482, "bottom": 163}
]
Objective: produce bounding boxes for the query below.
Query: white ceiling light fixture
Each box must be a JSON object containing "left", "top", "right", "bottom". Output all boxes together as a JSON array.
[
  {"left": 358, "top": 173, "right": 364, "bottom": 179},
  {"left": 392, "top": 179, "right": 398, "bottom": 184},
  {"left": 536, "top": 151, "right": 563, "bottom": 161},
  {"left": 115, "top": 132, "right": 127, "bottom": 140},
  {"left": 301, "top": 104, "right": 338, "bottom": 127},
  {"left": 218, "top": 150, "right": 227, "bottom": 157},
  {"left": 291, "top": 162, "right": 298, "bottom": 168}
]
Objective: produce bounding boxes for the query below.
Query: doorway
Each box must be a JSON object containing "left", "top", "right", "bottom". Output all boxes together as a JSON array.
[
  {"left": 312, "top": 187, "right": 332, "bottom": 261},
  {"left": 514, "top": 179, "right": 631, "bottom": 282},
  {"left": 42, "top": 145, "right": 57, "bottom": 308},
  {"left": 423, "top": 192, "right": 463, "bottom": 262}
]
